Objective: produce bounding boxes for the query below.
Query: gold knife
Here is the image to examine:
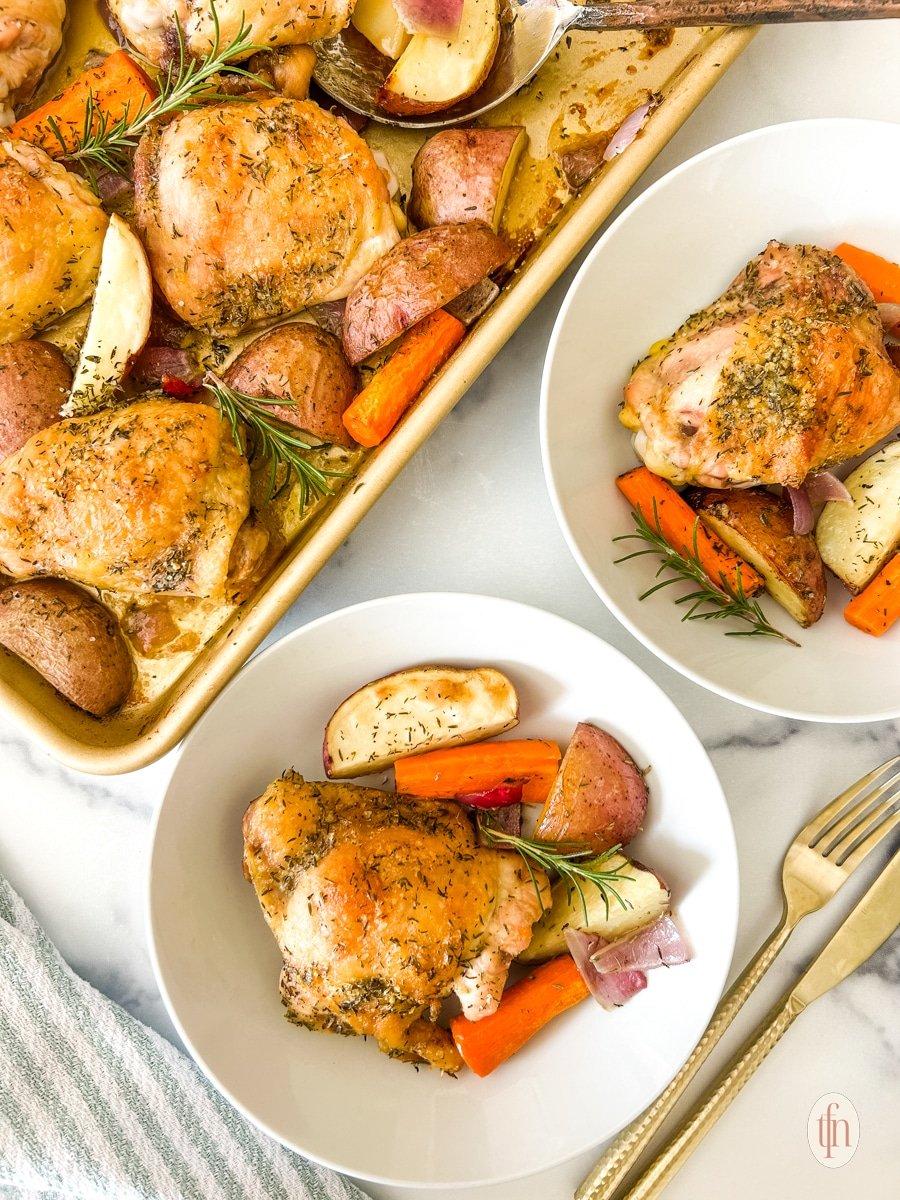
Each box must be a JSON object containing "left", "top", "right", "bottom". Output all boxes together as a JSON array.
[{"left": 610, "top": 850, "right": 900, "bottom": 1200}]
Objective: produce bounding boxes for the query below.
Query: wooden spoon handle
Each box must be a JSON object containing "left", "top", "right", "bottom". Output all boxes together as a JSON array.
[{"left": 573, "top": 0, "right": 900, "bottom": 29}]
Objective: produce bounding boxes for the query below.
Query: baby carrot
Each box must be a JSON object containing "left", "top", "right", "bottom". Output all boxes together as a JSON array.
[
  {"left": 342, "top": 309, "right": 465, "bottom": 447},
  {"left": 450, "top": 955, "right": 589, "bottom": 1076},
  {"left": 9, "top": 49, "right": 157, "bottom": 157},
  {"left": 844, "top": 553, "right": 900, "bottom": 637},
  {"left": 393, "top": 739, "right": 561, "bottom": 805},
  {"left": 616, "top": 467, "right": 765, "bottom": 596},
  {"left": 834, "top": 243, "right": 900, "bottom": 305}
]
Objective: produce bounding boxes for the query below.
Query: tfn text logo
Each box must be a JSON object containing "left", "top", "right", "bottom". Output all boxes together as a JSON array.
[{"left": 807, "top": 1092, "right": 860, "bottom": 1168}]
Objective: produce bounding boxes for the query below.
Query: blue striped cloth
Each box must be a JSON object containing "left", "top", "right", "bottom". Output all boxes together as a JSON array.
[{"left": 0, "top": 876, "right": 369, "bottom": 1200}]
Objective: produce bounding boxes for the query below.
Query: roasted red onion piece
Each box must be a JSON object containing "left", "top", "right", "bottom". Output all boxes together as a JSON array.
[
  {"left": 786, "top": 484, "right": 814, "bottom": 535},
  {"left": 804, "top": 471, "right": 852, "bottom": 504},
  {"left": 589, "top": 914, "right": 691, "bottom": 975},
  {"left": 603, "top": 99, "right": 655, "bottom": 163},
  {"left": 563, "top": 928, "right": 647, "bottom": 1010},
  {"left": 475, "top": 805, "right": 522, "bottom": 848}
]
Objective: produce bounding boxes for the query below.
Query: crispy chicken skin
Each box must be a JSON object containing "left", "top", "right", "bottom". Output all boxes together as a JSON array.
[
  {"left": 621, "top": 242, "right": 900, "bottom": 488},
  {"left": 0, "top": 399, "right": 251, "bottom": 597},
  {"left": 242, "top": 773, "right": 548, "bottom": 1070},
  {"left": 0, "top": 140, "right": 108, "bottom": 344},
  {"left": 107, "top": 0, "right": 352, "bottom": 65},
  {"left": 133, "top": 97, "right": 399, "bottom": 334},
  {"left": 0, "top": 0, "right": 65, "bottom": 125}
]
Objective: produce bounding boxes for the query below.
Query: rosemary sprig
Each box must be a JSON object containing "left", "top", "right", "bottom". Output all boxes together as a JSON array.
[
  {"left": 478, "top": 819, "right": 634, "bottom": 922},
  {"left": 53, "top": 2, "right": 269, "bottom": 189},
  {"left": 614, "top": 501, "right": 798, "bottom": 646},
  {"left": 205, "top": 372, "right": 348, "bottom": 512}
]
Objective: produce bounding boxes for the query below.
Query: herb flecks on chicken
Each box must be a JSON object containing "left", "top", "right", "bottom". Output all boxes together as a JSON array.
[
  {"left": 242, "top": 774, "right": 549, "bottom": 1071},
  {"left": 621, "top": 241, "right": 900, "bottom": 488},
  {"left": 133, "top": 97, "right": 399, "bottom": 334}
]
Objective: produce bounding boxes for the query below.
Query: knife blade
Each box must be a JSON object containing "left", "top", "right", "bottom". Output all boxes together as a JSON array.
[{"left": 792, "top": 847, "right": 900, "bottom": 1010}]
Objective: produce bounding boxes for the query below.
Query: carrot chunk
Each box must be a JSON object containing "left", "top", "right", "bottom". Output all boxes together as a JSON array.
[
  {"left": 450, "top": 955, "right": 589, "bottom": 1076},
  {"left": 616, "top": 467, "right": 765, "bottom": 596},
  {"left": 9, "top": 49, "right": 157, "bottom": 158},
  {"left": 844, "top": 554, "right": 900, "bottom": 637},
  {"left": 834, "top": 243, "right": 900, "bottom": 304},
  {"left": 342, "top": 309, "right": 465, "bottom": 447},
  {"left": 393, "top": 739, "right": 561, "bottom": 804}
]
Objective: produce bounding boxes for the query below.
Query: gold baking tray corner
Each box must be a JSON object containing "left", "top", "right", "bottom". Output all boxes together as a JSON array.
[{"left": 0, "top": 9, "right": 755, "bottom": 773}]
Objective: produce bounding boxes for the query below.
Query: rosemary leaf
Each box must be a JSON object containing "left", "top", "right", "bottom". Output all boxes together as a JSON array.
[
  {"left": 205, "top": 372, "right": 350, "bottom": 513},
  {"left": 478, "top": 818, "right": 633, "bottom": 922},
  {"left": 614, "top": 501, "right": 799, "bottom": 646}
]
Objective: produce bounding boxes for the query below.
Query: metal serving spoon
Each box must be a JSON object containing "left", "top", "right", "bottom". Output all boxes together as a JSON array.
[{"left": 313, "top": 0, "right": 900, "bottom": 129}]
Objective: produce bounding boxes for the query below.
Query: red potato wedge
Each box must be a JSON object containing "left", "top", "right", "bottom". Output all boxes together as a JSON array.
[
  {"left": 376, "top": 0, "right": 500, "bottom": 116},
  {"left": 687, "top": 487, "right": 826, "bottom": 626},
  {"left": 0, "top": 341, "right": 70, "bottom": 460},
  {"left": 408, "top": 127, "right": 527, "bottom": 233},
  {"left": 533, "top": 721, "right": 648, "bottom": 852},
  {"left": 224, "top": 322, "right": 358, "bottom": 447},
  {"left": 518, "top": 854, "right": 670, "bottom": 963},
  {"left": 342, "top": 222, "right": 509, "bottom": 365},
  {"left": 323, "top": 665, "right": 519, "bottom": 777}
]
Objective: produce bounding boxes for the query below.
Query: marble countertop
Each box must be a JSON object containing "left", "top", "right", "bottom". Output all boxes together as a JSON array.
[{"left": 2, "top": 18, "right": 899, "bottom": 1200}]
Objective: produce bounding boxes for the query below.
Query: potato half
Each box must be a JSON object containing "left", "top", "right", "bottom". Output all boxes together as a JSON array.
[
  {"left": 815, "top": 441, "right": 900, "bottom": 593},
  {"left": 409, "top": 127, "right": 527, "bottom": 233},
  {"left": 0, "top": 578, "right": 133, "bottom": 716},
  {"left": 341, "top": 222, "right": 509, "bottom": 364},
  {"left": 688, "top": 487, "right": 826, "bottom": 626},
  {"left": 533, "top": 722, "right": 649, "bottom": 853},
  {"left": 519, "top": 855, "right": 670, "bottom": 964},
  {"left": 323, "top": 665, "right": 519, "bottom": 777}
]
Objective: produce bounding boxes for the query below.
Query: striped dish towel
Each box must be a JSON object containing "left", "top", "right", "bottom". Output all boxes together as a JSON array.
[{"left": 0, "top": 876, "right": 369, "bottom": 1200}]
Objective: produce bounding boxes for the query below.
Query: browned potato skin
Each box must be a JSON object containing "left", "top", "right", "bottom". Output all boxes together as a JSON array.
[
  {"left": 408, "top": 128, "right": 527, "bottom": 232},
  {"left": 0, "top": 341, "right": 70, "bottom": 460},
  {"left": 534, "top": 722, "right": 648, "bottom": 853},
  {"left": 686, "top": 487, "right": 826, "bottom": 627},
  {"left": 0, "top": 578, "right": 134, "bottom": 716},
  {"left": 225, "top": 323, "right": 358, "bottom": 447},
  {"left": 342, "top": 222, "right": 510, "bottom": 365}
]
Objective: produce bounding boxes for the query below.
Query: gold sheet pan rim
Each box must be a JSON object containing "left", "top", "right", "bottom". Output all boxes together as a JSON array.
[{"left": 0, "top": 25, "right": 756, "bottom": 774}]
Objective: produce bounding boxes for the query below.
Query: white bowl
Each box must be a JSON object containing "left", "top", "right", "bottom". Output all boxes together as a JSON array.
[
  {"left": 148, "top": 593, "right": 737, "bottom": 1187},
  {"left": 541, "top": 118, "right": 900, "bottom": 722}
]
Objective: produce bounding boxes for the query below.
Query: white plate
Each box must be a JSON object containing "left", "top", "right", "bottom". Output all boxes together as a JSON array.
[
  {"left": 148, "top": 593, "right": 736, "bottom": 1188},
  {"left": 541, "top": 118, "right": 900, "bottom": 722}
]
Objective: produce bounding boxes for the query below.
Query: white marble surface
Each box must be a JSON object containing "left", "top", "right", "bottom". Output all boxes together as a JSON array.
[{"left": 2, "top": 18, "right": 900, "bottom": 1200}]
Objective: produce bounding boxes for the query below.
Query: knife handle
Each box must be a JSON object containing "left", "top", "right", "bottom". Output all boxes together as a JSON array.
[
  {"left": 576, "top": 915, "right": 793, "bottom": 1200},
  {"left": 615, "top": 992, "right": 804, "bottom": 1200}
]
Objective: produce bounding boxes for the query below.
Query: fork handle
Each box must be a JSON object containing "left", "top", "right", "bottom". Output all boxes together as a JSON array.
[
  {"left": 576, "top": 914, "right": 793, "bottom": 1200},
  {"left": 617, "top": 992, "right": 804, "bottom": 1200},
  {"left": 572, "top": 1, "right": 900, "bottom": 30}
]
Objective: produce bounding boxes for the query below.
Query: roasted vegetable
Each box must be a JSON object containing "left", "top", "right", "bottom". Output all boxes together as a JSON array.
[
  {"left": 323, "top": 665, "right": 519, "bottom": 777},
  {"left": 688, "top": 487, "right": 826, "bottom": 627},
  {"left": 533, "top": 722, "right": 648, "bottom": 852},
  {"left": 0, "top": 578, "right": 133, "bottom": 716},
  {"left": 518, "top": 855, "right": 670, "bottom": 964},
  {"left": 409, "top": 127, "right": 526, "bottom": 232},
  {"left": 0, "top": 341, "right": 70, "bottom": 459},
  {"left": 815, "top": 441, "right": 900, "bottom": 594}
]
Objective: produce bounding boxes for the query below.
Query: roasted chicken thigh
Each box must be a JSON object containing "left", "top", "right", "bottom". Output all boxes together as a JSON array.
[
  {"left": 0, "top": 0, "right": 65, "bottom": 124},
  {"left": 0, "top": 399, "right": 251, "bottom": 597},
  {"left": 621, "top": 241, "right": 900, "bottom": 488},
  {"left": 243, "top": 774, "right": 548, "bottom": 1070},
  {"left": 108, "top": 0, "right": 351, "bottom": 64},
  {"left": 0, "top": 140, "right": 107, "bottom": 343},
  {"left": 134, "top": 98, "right": 399, "bottom": 334}
]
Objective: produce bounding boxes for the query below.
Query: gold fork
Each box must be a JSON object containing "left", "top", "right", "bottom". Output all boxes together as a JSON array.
[{"left": 576, "top": 754, "right": 900, "bottom": 1200}]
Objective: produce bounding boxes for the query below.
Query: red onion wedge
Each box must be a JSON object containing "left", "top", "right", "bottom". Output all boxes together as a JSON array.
[
  {"left": 589, "top": 914, "right": 691, "bottom": 975},
  {"left": 785, "top": 484, "right": 814, "bottom": 535},
  {"left": 602, "top": 99, "right": 655, "bottom": 163},
  {"left": 804, "top": 471, "right": 852, "bottom": 504},
  {"left": 475, "top": 804, "right": 522, "bottom": 849},
  {"left": 564, "top": 928, "right": 647, "bottom": 1010}
]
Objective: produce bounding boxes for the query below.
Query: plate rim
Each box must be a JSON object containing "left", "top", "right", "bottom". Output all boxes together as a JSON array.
[
  {"left": 540, "top": 116, "right": 900, "bottom": 725},
  {"left": 146, "top": 590, "right": 739, "bottom": 1187}
]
